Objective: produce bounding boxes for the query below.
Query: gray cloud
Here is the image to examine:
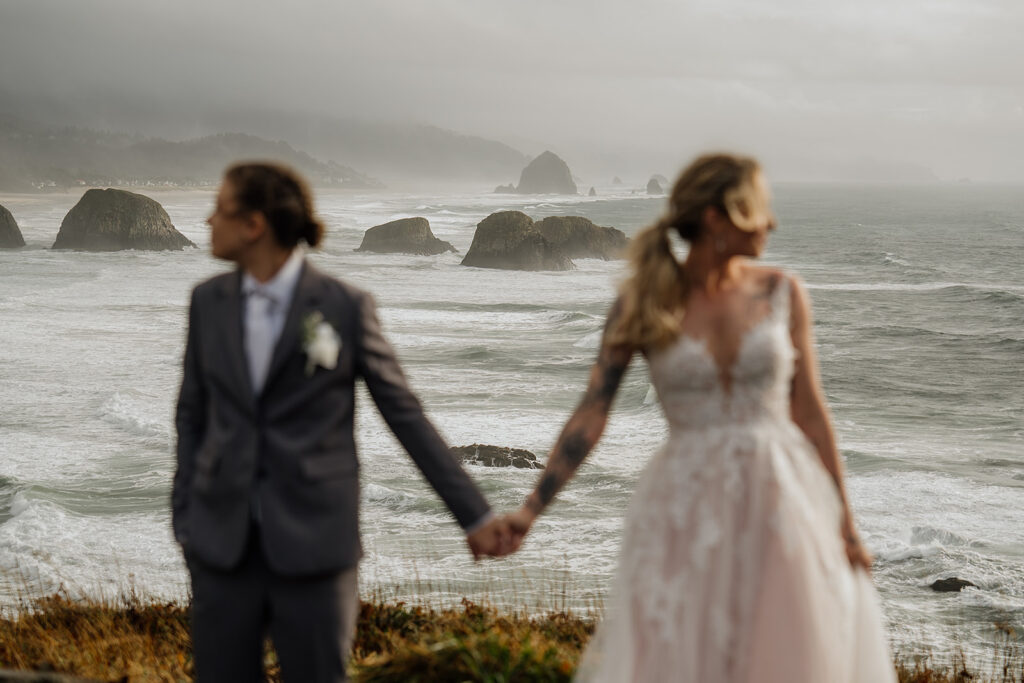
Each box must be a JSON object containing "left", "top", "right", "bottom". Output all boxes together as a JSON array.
[{"left": 1, "top": 0, "right": 1021, "bottom": 182}]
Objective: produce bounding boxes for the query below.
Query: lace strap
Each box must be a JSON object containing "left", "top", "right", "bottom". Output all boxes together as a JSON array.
[{"left": 770, "top": 273, "right": 791, "bottom": 323}]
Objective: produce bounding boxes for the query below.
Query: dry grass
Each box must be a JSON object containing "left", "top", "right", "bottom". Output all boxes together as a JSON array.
[
  {"left": 0, "top": 591, "right": 1019, "bottom": 682},
  {"left": 0, "top": 590, "right": 192, "bottom": 682}
]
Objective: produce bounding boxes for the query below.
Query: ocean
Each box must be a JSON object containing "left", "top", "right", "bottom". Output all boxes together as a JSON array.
[{"left": 0, "top": 182, "right": 1021, "bottom": 662}]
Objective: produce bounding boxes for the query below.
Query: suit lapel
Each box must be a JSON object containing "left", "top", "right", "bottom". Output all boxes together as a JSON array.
[
  {"left": 262, "top": 260, "right": 323, "bottom": 396},
  {"left": 218, "top": 269, "right": 255, "bottom": 407}
]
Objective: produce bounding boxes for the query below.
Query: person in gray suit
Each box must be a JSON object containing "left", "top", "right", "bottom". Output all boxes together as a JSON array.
[{"left": 173, "top": 162, "right": 511, "bottom": 682}]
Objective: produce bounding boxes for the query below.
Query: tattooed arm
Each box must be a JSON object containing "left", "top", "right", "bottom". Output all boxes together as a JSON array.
[{"left": 505, "top": 301, "right": 635, "bottom": 544}]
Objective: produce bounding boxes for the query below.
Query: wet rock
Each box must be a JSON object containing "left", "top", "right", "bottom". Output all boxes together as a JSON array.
[
  {"left": 930, "top": 577, "right": 977, "bottom": 592},
  {"left": 535, "top": 216, "right": 628, "bottom": 260},
  {"left": 52, "top": 189, "right": 194, "bottom": 251},
  {"left": 0, "top": 204, "right": 25, "bottom": 248},
  {"left": 355, "top": 217, "right": 456, "bottom": 255},
  {"left": 450, "top": 444, "right": 541, "bottom": 469},
  {"left": 461, "top": 211, "right": 573, "bottom": 271},
  {"left": 646, "top": 177, "right": 664, "bottom": 195},
  {"left": 588, "top": 187, "right": 597, "bottom": 197}
]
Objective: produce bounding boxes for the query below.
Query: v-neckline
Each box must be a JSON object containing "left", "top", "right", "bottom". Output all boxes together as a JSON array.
[{"left": 676, "top": 311, "right": 778, "bottom": 398}]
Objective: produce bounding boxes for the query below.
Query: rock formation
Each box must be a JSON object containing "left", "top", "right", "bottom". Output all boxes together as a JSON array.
[
  {"left": 646, "top": 178, "right": 664, "bottom": 195},
  {"left": 461, "top": 211, "right": 573, "bottom": 271},
  {"left": 355, "top": 217, "right": 456, "bottom": 255},
  {"left": 0, "top": 204, "right": 25, "bottom": 248},
  {"left": 514, "top": 151, "right": 577, "bottom": 194},
  {"left": 536, "top": 216, "right": 628, "bottom": 260},
  {"left": 52, "top": 189, "right": 194, "bottom": 251},
  {"left": 930, "top": 577, "right": 977, "bottom": 592},
  {"left": 450, "top": 444, "right": 541, "bottom": 469},
  {"left": 493, "top": 184, "right": 516, "bottom": 194},
  {"left": 612, "top": 176, "right": 623, "bottom": 185},
  {"left": 588, "top": 187, "right": 597, "bottom": 197}
]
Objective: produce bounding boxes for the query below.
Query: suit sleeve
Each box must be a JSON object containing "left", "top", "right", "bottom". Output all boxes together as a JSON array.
[
  {"left": 172, "top": 289, "right": 207, "bottom": 546},
  {"left": 355, "top": 292, "right": 492, "bottom": 531}
]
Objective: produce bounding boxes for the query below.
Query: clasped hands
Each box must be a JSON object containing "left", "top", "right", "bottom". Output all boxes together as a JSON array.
[{"left": 465, "top": 505, "right": 539, "bottom": 560}]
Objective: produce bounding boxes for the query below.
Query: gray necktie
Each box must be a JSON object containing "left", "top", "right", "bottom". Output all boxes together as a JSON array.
[{"left": 247, "top": 289, "right": 277, "bottom": 394}]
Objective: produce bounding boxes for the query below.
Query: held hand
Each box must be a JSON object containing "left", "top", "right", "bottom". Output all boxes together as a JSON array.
[
  {"left": 504, "top": 505, "right": 539, "bottom": 552},
  {"left": 841, "top": 513, "right": 873, "bottom": 573},
  {"left": 466, "top": 516, "right": 516, "bottom": 560}
]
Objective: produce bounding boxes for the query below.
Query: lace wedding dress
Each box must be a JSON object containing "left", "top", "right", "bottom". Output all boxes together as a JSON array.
[{"left": 576, "top": 278, "right": 895, "bottom": 682}]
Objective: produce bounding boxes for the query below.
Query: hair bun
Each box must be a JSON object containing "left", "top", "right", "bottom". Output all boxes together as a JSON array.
[{"left": 303, "top": 218, "right": 324, "bottom": 248}]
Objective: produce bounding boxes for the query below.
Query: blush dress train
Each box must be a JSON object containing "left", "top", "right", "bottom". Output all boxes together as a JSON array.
[{"left": 575, "top": 278, "right": 896, "bottom": 683}]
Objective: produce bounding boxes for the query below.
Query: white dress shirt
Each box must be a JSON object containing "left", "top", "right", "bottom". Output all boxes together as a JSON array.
[{"left": 241, "top": 249, "right": 305, "bottom": 394}]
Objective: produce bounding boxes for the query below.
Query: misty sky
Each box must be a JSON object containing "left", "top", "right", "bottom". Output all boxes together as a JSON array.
[{"left": 1, "top": 0, "right": 1022, "bottom": 182}]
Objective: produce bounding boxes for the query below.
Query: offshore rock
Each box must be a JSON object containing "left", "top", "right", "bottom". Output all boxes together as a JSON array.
[
  {"left": 0, "top": 204, "right": 25, "bottom": 248},
  {"left": 536, "top": 216, "right": 628, "bottom": 260},
  {"left": 646, "top": 177, "right": 664, "bottom": 195},
  {"left": 461, "top": 211, "right": 573, "bottom": 271},
  {"left": 493, "top": 184, "right": 517, "bottom": 194},
  {"left": 930, "top": 577, "right": 977, "bottom": 592},
  {"left": 588, "top": 186, "right": 597, "bottom": 197},
  {"left": 612, "top": 176, "right": 623, "bottom": 185},
  {"left": 52, "top": 189, "right": 194, "bottom": 251},
  {"left": 515, "top": 151, "right": 577, "bottom": 194},
  {"left": 355, "top": 217, "right": 456, "bottom": 255},
  {"left": 450, "top": 444, "right": 541, "bottom": 469}
]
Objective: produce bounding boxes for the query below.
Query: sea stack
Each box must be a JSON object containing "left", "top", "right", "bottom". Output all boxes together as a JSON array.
[
  {"left": 461, "top": 211, "right": 573, "bottom": 271},
  {"left": 514, "top": 151, "right": 577, "bottom": 194},
  {"left": 0, "top": 204, "right": 25, "bottom": 248},
  {"left": 355, "top": 217, "right": 456, "bottom": 255},
  {"left": 646, "top": 177, "right": 664, "bottom": 195},
  {"left": 535, "top": 216, "right": 628, "bottom": 260},
  {"left": 52, "top": 189, "right": 194, "bottom": 251}
]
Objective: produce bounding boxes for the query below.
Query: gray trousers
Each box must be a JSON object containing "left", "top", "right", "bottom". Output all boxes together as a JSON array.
[{"left": 187, "top": 526, "right": 359, "bottom": 683}]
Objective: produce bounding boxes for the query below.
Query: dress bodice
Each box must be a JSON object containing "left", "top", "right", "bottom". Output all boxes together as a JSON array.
[{"left": 647, "top": 277, "right": 795, "bottom": 432}]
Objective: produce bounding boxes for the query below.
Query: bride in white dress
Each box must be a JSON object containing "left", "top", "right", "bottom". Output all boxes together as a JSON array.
[{"left": 504, "top": 154, "right": 896, "bottom": 682}]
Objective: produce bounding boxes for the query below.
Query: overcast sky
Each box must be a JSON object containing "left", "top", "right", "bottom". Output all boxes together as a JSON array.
[{"left": 1, "top": 0, "right": 1022, "bottom": 182}]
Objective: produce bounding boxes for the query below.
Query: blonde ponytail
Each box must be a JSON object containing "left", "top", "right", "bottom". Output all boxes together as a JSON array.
[{"left": 607, "top": 217, "right": 685, "bottom": 350}]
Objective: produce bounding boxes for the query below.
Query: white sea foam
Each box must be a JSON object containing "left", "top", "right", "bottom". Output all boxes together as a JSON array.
[
  {"left": 573, "top": 329, "right": 603, "bottom": 349},
  {"left": 876, "top": 545, "right": 940, "bottom": 562},
  {"left": 808, "top": 281, "right": 1024, "bottom": 293},
  {"left": 98, "top": 392, "right": 170, "bottom": 443},
  {"left": 364, "top": 483, "right": 418, "bottom": 509}
]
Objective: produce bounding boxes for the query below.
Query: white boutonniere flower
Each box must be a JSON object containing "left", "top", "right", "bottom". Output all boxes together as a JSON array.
[{"left": 302, "top": 311, "right": 341, "bottom": 376}]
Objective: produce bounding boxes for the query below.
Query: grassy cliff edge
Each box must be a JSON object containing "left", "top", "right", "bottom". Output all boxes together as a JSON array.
[{"left": 0, "top": 592, "right": 1019, "bottom": 682}]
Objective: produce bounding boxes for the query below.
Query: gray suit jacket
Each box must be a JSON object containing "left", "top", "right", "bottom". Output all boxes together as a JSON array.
[{"left": 172, "top": 260, "right": 491, "bottom": 575}]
